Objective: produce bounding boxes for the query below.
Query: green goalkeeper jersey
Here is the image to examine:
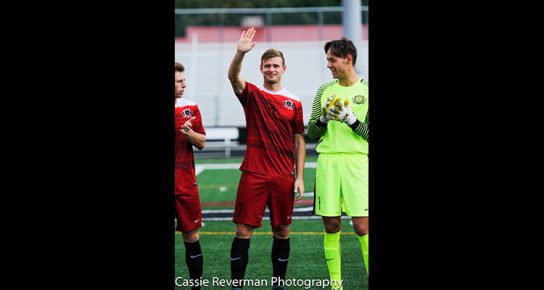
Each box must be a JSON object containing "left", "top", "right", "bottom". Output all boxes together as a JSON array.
[{"left": 308, "top": 79, "right": 369, "bottom": 154}]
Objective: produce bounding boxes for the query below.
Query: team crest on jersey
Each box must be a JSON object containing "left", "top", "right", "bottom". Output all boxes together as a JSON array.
[
  {"left": 181, "top": 108, "right": 193, "bottom": 118},
  {"left": 283, "top": 99, "right": 295, "bottom": 110},
  {"left": 353, "top": 95, "right": 366, "bottom": 104}
]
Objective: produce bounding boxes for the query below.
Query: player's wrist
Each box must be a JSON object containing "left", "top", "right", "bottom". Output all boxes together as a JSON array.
[
  {"left": 345, "top": 113, "right": 357, "bottom": 125},
  {"left": 319, "top": 115, "right": 329, "bottom": 124},
  {"left": 348, "top": 118, "right": 361, "bottom": 131}
]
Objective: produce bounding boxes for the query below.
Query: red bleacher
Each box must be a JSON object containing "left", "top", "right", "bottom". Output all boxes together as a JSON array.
[{"left": 175, "top": 25, "right": 368, "bottom": 43}]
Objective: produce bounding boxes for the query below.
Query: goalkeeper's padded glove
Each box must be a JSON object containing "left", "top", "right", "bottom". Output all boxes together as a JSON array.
[
  {"left": 326, "top": 97, "right": 342, "bottom": 120},
  {"left": 320, "top": 96, "right": 341, "bottom": 123},
  {"left": 331, "top": 99, "right": 357, "bottom": 125}
]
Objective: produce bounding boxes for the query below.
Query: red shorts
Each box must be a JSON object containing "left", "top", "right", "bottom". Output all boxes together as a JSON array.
[
  {"left": 175, "top": 169, "right": 202, "bottom": 233},
  {"left": 233, "top": 171, "right": 295, "bottom": 228}
]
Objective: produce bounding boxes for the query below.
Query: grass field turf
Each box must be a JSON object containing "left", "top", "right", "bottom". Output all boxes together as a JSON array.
[
  {"left": 175, "top": 220, "right": 368, "bottom": 289},
  {"left": 175, "top": 157, "right": 368, "bottom": 289}
]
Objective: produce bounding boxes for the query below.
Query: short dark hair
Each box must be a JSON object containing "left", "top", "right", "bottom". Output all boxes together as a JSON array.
[
  {"left": 261, "top": 49, "right": 285, "bottom": 65},
  {"left": 175, "top": 62, "right": 185, "bottom": 73},
  {"left": 324, "top": 37, "right": 358, "bottom": 65}
]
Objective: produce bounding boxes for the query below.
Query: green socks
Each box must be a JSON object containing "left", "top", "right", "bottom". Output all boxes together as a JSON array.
[
  {"left": 357, "top": 234, "right": 369, "bottom": 274},
  {"left": 324, "top": 232, "right": 342, "bottom": 289},
  {"left": 324, "top": 232, "right": 368, "bottom": 288}
]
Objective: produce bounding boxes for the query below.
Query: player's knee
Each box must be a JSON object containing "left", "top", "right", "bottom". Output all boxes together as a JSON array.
[
  {"left": 324, "top": 221, "right": 341, "bottom": 233},
  {"left": 235, "top": 224, "right": 254, "bottom": 238},
  {"left": 272, "top": 225, "right": 290, "bottom": 239},
  {"left": 236, "top": 229, "right": 252, "bottom": 239},
  {"left": 182, "top": 230, "right": 199, "bottom": 243},
  {"left": 353, "top": 224, "right": 368, "bottom": 236}
]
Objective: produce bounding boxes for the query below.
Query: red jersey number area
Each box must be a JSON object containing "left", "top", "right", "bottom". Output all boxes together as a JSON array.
[{"left": 238, "top": 82, "right": 304, "bottom": 180}]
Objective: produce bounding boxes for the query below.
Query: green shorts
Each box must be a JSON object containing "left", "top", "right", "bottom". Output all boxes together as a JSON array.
[{"left": 314, "top": 153, "right": 368, "bottom": 217}]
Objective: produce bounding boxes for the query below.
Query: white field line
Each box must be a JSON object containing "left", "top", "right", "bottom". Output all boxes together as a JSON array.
[
  {"left": 202, "top": 205, "right": 314, "bottom": 214},
  {"left": 195, "top": 162, "right": 317, "bottom": 176},
  {"left": 176, "top": 214, "right": 351, "bottom": 223},
  {"left": 201, "top": 216, "right": 323, "bottom": 222}
]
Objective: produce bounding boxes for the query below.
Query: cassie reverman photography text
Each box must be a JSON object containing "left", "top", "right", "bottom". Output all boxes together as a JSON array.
[{"left": 175, "top": 277, "right": 343, "bottom": 289}]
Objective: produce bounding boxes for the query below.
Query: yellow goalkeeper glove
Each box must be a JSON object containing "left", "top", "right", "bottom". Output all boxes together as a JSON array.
[
  {"left": 331, "top": 99, "right": 357, "bottom": 125},
  {"left": 320, "top": 95, "right": 342, "bottom": 123}
]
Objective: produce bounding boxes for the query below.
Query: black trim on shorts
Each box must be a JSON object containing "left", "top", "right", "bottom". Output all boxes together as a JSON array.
[{"left": 312, "top": 176, "right": 318, "bottom": 215}]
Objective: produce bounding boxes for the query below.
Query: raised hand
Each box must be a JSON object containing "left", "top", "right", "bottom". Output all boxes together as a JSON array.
[{"left": 237, "top": 27, "right": 257, "bottom": 53}]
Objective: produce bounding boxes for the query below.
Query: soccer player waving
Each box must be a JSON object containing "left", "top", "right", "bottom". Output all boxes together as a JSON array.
[{"left": 227, "top": 27, "right": 306, "bottom": 290}]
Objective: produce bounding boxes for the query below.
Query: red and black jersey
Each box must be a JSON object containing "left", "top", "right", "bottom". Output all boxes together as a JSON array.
[
  {"left": 238, "top": 82, "right": 304, "bottom": 179},
  {"left": 175, "top": 98, "right": 205, "bottom": 186}
]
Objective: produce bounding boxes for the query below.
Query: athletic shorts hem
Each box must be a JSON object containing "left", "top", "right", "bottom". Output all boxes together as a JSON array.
[
  {"left": 232, "top": 219, "right": 261, "bottom": 229},
  {"left": 176, "top": 224, "right": 201, "bottom": 233}
]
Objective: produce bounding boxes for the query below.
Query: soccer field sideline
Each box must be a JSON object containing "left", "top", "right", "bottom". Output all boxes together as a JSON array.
[{"left": 195, "top": 162, "right": 317, "bottom": 175}]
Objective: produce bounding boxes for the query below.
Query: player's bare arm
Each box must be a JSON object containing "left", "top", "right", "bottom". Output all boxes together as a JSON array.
[
  {"left": 228, "top": 27, "right": 257, "bottom": 96},
  {"left": 293, "top": 133, "right": 306, "bottom": 201},
  {"left": 181, "top": 117, "right": 206, "bottom": 150}
]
